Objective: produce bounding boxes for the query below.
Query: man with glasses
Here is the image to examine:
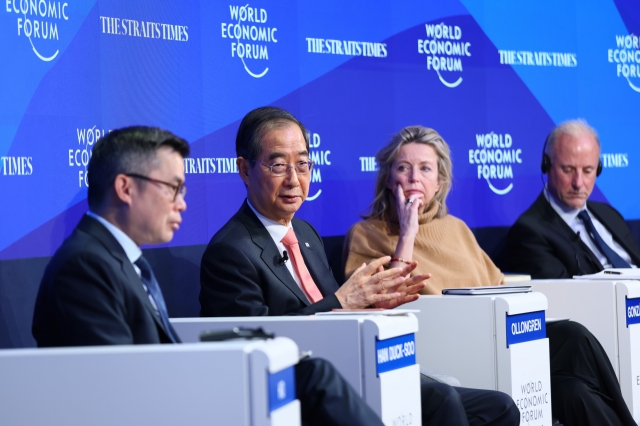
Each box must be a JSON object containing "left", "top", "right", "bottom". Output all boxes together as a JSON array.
[
  {"left": 200, "top": 106, "right": 428, "bottom": 317},
  {"left": 33, "top": 126, "right": 188, "bottom": 346},
  {"left": 200, "top": 107, "right": 520, "bottom": 425}
]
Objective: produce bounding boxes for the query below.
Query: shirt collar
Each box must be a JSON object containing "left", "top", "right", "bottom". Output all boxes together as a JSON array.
[
  {"left": 86, "top": 211, "right": 142, "bottom": 264},
  {"left": 246, "top": 199, "right": 292, "bottom": 243},
  {"left": 545, "top": 188, "right": 588, "bottom": 224}
]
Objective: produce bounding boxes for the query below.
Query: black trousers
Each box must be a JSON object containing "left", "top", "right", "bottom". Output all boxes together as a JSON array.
[
  {"left": 296, "top": 358, "right": 520, "bottom": 426},
  {"left": 548, "top": 320, "right": 636, "bottom": 426},
  {"left": 296, "top": 357, "right": 384, "bottom": 426},
  {"left": 421, "top": 380, "right": 520, "bottom": 426}
]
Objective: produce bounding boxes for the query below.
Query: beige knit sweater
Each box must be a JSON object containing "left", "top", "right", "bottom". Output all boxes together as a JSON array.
[{"left": 344, "top": 203, "right": 504, "bottom": 295}]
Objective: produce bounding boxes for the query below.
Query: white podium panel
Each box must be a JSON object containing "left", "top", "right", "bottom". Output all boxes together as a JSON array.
[
  {"left": 527, "top": 280, "right": 619, "bottom": 373},
  {"left": 172, "top": 314, "right": 421, "bottom": 426},
  {"left": 403, "top": 293, "right": 552, "bottom": 426},
  {"left": 0, "top": 338, "right": 300, "bottom": 426},
  {"left": 361, "top": 315, "right": 422, "bottom": 425},
  {"left": 617, "top": 282, "right": 640, "bottom": 421},
  {"left": 529, "top": 279, "right": 640, "bottom": 421}
]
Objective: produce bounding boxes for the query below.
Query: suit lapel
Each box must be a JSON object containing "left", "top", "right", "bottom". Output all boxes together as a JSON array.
[
  {"left": 535, "top": 194, "right": 603, "bottom": 268},
  {"left": 535, "top": 193, "right": 576, "bottom": 241},
  {"left": 78, "top": 215, "right": 171, "bottom": 337},
  {"left": 237, "top": 203, "right": 311, "bottom": 306},
  {"left": 588, "top": 201, "right": 640, "bottom": 264}
]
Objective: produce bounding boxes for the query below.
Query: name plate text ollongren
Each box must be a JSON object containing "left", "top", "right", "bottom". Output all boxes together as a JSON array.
[{"left": 506, "top": 310, "right": 546, "bottom": 347}]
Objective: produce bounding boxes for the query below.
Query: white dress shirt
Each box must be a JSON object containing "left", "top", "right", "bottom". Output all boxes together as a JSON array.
[
  {"left": 246, "top": 200, "right": 311, "bottom": 303},
  {"left": 545, "top": 190, "right": 636, "bottom": 268}
]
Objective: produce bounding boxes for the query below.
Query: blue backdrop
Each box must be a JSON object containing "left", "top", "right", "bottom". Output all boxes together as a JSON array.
[{"left": 1, "top": 0, "right": 639, "bottom": 346}]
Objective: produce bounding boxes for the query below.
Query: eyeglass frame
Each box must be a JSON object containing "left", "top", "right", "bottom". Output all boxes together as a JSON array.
[
  {"left": 251, "top": 160, "right": 315, "bottom": 177},
  {"left": 125, "top": 173, "right": 187, "bottom": 201}
]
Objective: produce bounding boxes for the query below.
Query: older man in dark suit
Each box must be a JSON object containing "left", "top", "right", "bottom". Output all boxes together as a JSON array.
[
  {"left": 508, "top": 119, "right": 640, "bottom": 278},
  {"left": 200, "top": 107, "right": 521, "bottom": 426}
]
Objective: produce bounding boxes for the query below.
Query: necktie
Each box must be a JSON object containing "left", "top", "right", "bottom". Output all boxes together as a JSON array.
[
  {"left": 281, "top": 228, "right": 324, "bottom": 303},
  {"left": 135, "top": 255, "right": 181, "bottom": 343},
  {"left": 577, "top": 210, "right": 630, "bottom": 268}
]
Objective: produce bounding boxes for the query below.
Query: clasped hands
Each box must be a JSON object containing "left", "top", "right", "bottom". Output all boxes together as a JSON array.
[{"left": 335, "top": 256, "right": 430, "bottom": 310}]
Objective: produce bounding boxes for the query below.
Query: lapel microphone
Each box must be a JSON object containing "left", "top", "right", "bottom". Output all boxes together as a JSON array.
[{"left": 279, "top": 250, "right": 289, "bottom": 265}]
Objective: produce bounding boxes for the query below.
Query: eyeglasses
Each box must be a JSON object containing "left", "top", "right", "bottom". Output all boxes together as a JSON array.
[
  {"left": 125, "top": 173, "right": 187, "bottom": 201},
  {"left": 252, "top": 160, "right": 314, "bottom": 177}
]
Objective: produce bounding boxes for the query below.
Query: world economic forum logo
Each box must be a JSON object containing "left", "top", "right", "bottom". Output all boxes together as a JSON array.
[
  {"left": 69, "top": 126, "right": 110, "bottom": 188},
  {"left": 221, "top": 4, "right": 277, "bottom": 78},
  {"left": 6, "top": 0, "right": 70, "bottom": 62},
  {"left": 417, "top": 22, "right": 471, "bottom": 88},
  {"left": 607, "top": 34, "right": 640, "bottom": 93},
  {"left": 468, "top": 132, "right": 523, "bottom": 195}
]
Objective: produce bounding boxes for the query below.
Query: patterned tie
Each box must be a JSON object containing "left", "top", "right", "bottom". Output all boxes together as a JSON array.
[
  {"left": 577, "top": 210, "right": 631, "bottom": 268},
  {"left": 281, "top": 228, "right": 324, "bottom": 303},
  {"left": 135, "top": 255, "right": 181, "bottom": 343}
]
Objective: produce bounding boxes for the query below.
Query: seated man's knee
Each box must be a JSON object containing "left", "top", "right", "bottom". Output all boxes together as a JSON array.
[
  {"left": 496, "top": 391, "right": 520, "bottom": 423},
  {"left": 296, "top": 357, "right": 336, "bottom": 392},
  {"left": 421, "top": 381, "right": 463, "bottom": 408},
  {"left": 552, "top": 378, "right": 589, "bottom": 407},
  {"left": 548, "top": 320, "right": 591, "bottom": 343}
]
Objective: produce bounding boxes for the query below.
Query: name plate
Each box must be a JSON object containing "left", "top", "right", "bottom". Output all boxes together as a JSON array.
[
  {"left": 627, "top": 297, "right": 640, "bottom": 327},
  {"left": 376, "top": 333, "right": 416, "bottom": 375},
  {"left": 506, "top": 310, "right": 546, "bottom": 347},
  {"left": 268, "top": 365, "right": 296, "bottom": 413}
]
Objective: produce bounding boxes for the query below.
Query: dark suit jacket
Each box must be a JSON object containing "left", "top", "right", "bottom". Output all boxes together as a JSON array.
[
  {"left": 32, "top": 215, "right": 174, "bottom": 346},
  {"left": 506, "top": 192, "right": 640, "bottom": 279},
  {"left": 200, "top": 201, "right": 342, "bottom": 316}
]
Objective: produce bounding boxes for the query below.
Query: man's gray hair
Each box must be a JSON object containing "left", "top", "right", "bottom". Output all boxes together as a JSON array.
[{"left": 546, "top": 119, "right": 600, "bottom": 158}]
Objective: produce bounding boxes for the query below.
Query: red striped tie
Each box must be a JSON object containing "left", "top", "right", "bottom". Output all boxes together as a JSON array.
[{"left": 281, "top": 228, "right": 324, "bottom": 303}]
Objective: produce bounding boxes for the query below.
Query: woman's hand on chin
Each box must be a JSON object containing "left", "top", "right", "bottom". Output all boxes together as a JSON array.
[
  {"left": 395, "top": 183, "right": 422, "bottom": 239},
  {"left": 391, "top": 184, "right": 421, "bottom": 270}
]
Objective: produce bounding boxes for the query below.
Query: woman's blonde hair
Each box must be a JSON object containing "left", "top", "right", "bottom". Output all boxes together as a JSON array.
[{"left": 364, "top": 126, "right": 452, "bottom": 222}]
